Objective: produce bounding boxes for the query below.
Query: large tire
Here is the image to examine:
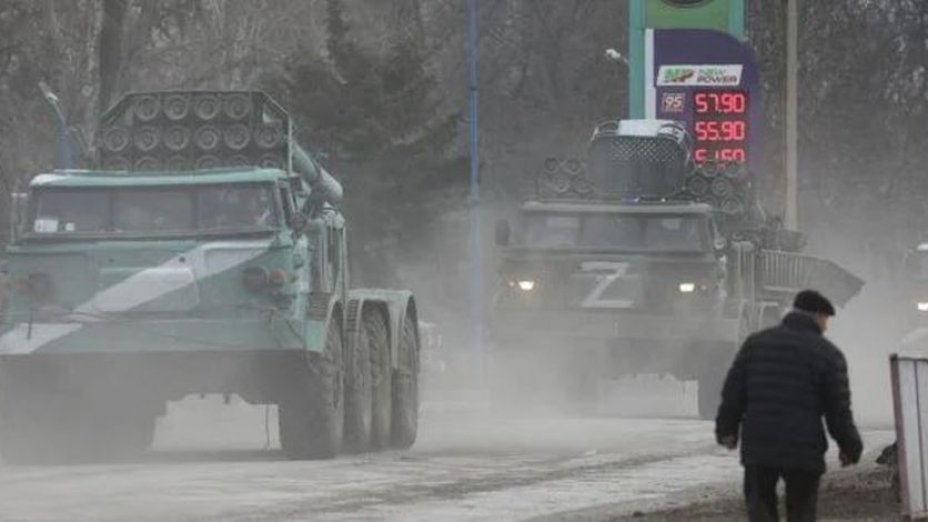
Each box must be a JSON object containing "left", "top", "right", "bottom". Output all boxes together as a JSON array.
[
  {"left": 121, "top": 413, "right": 157, "bottom": 454},
  {"left": 0, "top": 390, "right": 59, "bottom": 465},
  {"left": 697, "top": 368, "right": 724, "bottom": 421},
  {"left": 343, "top": 309, "right": 373, "bottom": 453},
  {"left": 390, "top": 315, "right": 419, "bottom": 449},
  {"left": 696, "top": 313, "right": 751, "bottom": 420},
  {"left": 697, "top": 341, "right": 740, "bottom": 421},
  {"left": 759, "top": 304, "right": 781, "bottom": 330},
  {"left": 367, "top": 311, "right": 392, "bottom": 449},
  {"left": 65, "top": 407, "right": 158, "bottom": 462},
  {"left": 279, "top": 319, "right": 344, "bottom": 460},
  {"left": 0, "top": 394, "right": 157, "bottom": 465}
]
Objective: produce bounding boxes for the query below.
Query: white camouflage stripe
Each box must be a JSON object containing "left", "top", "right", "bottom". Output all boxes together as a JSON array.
[{"left": 0, "top": 240, "right": 272, "bottom": 354}]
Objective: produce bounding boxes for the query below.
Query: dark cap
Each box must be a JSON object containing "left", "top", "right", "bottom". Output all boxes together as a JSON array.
[{"left": 793, "top": 289, "right": 835, "bottom": 316}]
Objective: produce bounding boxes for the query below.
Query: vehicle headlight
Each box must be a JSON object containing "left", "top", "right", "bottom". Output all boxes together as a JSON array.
[
  {"left": 917, "top": 302, "right": 928, "bottom": 312},
  {"left": 509, "top": 280, "right": 536, "bottom": 291},
  {"left": 678, "top": 282, "right": 696, "bottom": 293}
]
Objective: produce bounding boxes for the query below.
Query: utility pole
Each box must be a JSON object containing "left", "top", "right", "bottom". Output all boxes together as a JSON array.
[
  {"left": 785, "top": 0, "right": 799, "bottom": 229},
  {"left": 38, "top": 81, "right": 74, "bottom": 170},
  {"left": 467, "top": 0, "right": 483, "bottom": 382}
]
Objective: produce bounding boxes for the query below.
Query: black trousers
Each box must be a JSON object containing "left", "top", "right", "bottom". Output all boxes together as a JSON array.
[{"left": 744, "top": 465, "right": 822, "bottom": 522}]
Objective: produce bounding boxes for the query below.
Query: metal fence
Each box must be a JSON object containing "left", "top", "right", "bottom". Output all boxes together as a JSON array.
[
  {"left": 891, "top": 354, "right": 928, "bottom": 519},
  {"left": 758, "top": 250, "right": 863, "bottom": 307}
]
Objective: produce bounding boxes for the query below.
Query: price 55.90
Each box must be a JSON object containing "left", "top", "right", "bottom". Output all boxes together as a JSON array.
[{"left": 694, "top": 120, "right": 746, "bottom": 142}]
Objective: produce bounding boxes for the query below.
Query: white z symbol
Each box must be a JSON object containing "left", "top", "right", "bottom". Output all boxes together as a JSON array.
[{"left": 580, "top": 261, "right": 632, "bottom": 309}]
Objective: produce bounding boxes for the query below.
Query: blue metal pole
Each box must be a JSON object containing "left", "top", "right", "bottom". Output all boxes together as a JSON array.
[
  {"left": 39, "top": 82, "right": 74, "bottom": 170},
  {"left": 57, "top": 124, "right": 73, "bottom": 170},
  {"left": 467, "top": 0, "right": 483, "bottom": 383},
  {"left": 628, "top": 0, "right": 645, "bottom": 118}
]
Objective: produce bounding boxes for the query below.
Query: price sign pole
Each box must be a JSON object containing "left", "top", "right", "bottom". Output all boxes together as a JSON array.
[
  {"left": 628, "top": 0, "right": 745, "bottom": 118},
  {"left": 786, "top": 0, "right": 799, "bottom": 229}
]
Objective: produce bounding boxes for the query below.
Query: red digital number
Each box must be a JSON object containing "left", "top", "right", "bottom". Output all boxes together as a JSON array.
[
  {"left": 721, "top": 120, "right": 746, "bottom": 141},
  {"left": 716, "top": 148, "right": 746, "bottom": 162},
  {"left": 696, "top": 121, "right": 725, "bottom": 141},
  {"left": 692, "top": 90, "right": 749, "bottom": 165},
  {"left": 697, "top": 92, "right": 746, "bottom": 114},
  {"left": 695, "top": 93, "right": 709, "bottom": 113},
  {"left": 721, "top": 93, "right": 746, "bottom": 113}
]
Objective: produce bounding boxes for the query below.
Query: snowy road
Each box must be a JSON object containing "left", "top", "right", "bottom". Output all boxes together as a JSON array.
[{"left": 0, "top": 392, "right": 893, "bottom": 522}]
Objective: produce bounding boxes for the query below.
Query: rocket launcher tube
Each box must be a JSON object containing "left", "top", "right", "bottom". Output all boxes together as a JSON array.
[{"left": 292, "top": 144, "right": 343, "bottom": 204}]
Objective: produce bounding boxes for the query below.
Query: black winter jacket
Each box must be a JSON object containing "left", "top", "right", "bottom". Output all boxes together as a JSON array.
[{"left": 715, "top": 311, "right": 863, "bottom": 473}]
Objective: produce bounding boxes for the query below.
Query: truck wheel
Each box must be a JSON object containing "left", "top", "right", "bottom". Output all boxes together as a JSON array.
[
  {"left": 0, "top": 393, "right": 56, "bottom": 464},
  {"left": 66, "top": 408, "right": 157, "bottom": 462},
  {"left": 367, "top": 311, "right": 392, "bottom": 449},
  {"left": 0, "top": 395, "right": 156, "bottom": 464},
  {"left": 697, "top": 365, "right": 727, "bottom": 421},
  {"left": 759, "top": 304, "right": 781, "bottom": 330},
  {"left": 391, "top": 315, "right": 419, "bottom": 449},
  {"left": 105, "top": 411, "right": 158, "bottom": 457},
  {"left": 343, "top": 309, "right": 373, "bottom": 453},
  {"left": 279, "top": 319, "right": 344, "bottom": 460}
]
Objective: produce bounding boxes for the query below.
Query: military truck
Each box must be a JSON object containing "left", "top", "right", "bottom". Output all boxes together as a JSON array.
[
  {"left": 0, "top": 91, "right": 420, "bottom": 463},
  {"left": 490, "top": 120, "right": 862, "bottom": 418}
]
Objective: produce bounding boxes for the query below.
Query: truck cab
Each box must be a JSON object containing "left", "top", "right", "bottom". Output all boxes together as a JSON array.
[{"left": 495, "top": 200, "right": 725, "bottom": 315}]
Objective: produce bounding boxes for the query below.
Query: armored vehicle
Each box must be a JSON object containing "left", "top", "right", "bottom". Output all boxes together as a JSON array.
[
  {"left": 0, "top": 91, "right": 420, "bottom": 463},
  {"left": 491, "top": 120, "right": 862, "bottom": 418}
]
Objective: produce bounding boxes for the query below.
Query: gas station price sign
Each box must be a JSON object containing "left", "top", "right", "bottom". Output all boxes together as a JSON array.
[
  {"left": 691, "top": 90, "right": 748, "bottom": 163},
  {"left": 651, "top": 30, "right": 761, "bottom": 171}
]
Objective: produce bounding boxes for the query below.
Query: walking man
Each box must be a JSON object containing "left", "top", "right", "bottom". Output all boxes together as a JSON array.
[{"left": 715, "top": 289, "right": 863, "bottom": 521}]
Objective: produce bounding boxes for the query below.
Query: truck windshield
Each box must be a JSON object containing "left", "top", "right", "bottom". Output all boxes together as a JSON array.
[
  {"left": 523, "top": 212, "right": 709, "bottom": 252},
  {"left": 29, "top": 183, "right": 279, "bottom": 236}
]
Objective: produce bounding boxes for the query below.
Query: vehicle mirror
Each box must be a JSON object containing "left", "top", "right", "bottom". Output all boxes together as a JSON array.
[
  {"left": 10, "top": 192, "right": 28, "bottom": 242},
  {"left": 495, "top": 219, "right": 511, "bottom": 246},
  {"left": 288, "top": 213, "right": 308, "bottom": 233}
]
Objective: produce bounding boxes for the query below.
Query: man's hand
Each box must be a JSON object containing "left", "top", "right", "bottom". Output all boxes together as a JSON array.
[
  {"left": 840, "top": 451, "right": 858, "bottom": 467},
  {"left": 719, "top": 435, "right": 737, "bottom": 450}
]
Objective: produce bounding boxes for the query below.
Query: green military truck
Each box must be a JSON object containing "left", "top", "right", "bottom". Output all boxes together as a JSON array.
[
  {"left": 0, "top": 91, "right": 419, "bottom": 463},
  {"left": 491, "top": 120, "right": 862, "bottom": 418}
]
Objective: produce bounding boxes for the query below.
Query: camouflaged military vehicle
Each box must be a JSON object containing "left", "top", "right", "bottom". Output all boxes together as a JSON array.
[
  {"left": 491, "top": 120, "right": 863, "bottom": 418},
  {"left": 0, "top": 91, "right": 420, "bottom": 463}
]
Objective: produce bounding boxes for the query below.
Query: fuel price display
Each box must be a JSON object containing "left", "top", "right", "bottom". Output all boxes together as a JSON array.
[{"left": 692, "top": 90, "right": 749, "bottom": 164}]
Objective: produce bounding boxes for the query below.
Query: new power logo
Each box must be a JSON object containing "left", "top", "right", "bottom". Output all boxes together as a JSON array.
[{"left": 657, "top": 65, "right": 742, "bottom": 87}]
